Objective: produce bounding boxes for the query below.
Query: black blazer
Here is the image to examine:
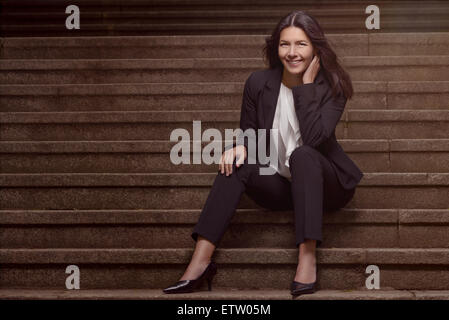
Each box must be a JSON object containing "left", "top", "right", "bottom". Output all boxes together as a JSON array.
[{"left": 228, "top": 65, "right": 363, "bottom": 190}]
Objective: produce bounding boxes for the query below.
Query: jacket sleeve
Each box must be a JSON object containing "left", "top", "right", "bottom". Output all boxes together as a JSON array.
[
  {"left": 291, "top": 82, "right": 346, "bottom": 148},
  {"left": 224, "top": 73, "right": 258, "bottom": 152}
]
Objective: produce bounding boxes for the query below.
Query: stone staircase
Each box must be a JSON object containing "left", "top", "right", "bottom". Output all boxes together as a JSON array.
[{"left": 0, "top": 3, "right": 449, "bottom": 300}]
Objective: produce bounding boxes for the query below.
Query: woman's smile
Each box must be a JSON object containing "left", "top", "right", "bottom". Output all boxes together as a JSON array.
[{"left": 286, "top": 59, "right": 304, "bottom": 67}]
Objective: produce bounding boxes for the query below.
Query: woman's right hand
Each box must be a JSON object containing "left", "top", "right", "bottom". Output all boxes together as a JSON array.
[{"left": 219, "top": 145, "right": 247, "bottom": 176}]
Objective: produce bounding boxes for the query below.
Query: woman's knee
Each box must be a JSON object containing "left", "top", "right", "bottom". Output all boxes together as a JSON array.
[
  {"left": 233, "top": 157, "right": 259, "bottom": 185},
  {"left": 288, "top": 145, "right": 321, "bottom": 169}
]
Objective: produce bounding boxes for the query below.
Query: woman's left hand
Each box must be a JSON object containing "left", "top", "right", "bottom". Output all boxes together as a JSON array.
[{"left": 302, "top": 55, "right": 320, "bottom": 84}]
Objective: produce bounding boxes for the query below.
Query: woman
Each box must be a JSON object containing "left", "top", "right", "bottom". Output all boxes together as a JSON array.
[{"left": 163, "top": 10, "right": 363, "bottom": 297}]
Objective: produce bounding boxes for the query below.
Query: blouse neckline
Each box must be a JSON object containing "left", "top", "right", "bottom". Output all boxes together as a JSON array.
[{"left": 281, "top": 82, "right": 293, "bottom": 91}]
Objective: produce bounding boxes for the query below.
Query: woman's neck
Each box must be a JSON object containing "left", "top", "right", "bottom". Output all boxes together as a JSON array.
[{"left": 281, "top": 69, "right": 303, "bottom": 89}]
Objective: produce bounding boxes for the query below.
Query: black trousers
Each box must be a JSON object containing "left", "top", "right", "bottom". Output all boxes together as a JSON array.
[{"left": 191, "top": 145, "right": 356, "bottom": 248}]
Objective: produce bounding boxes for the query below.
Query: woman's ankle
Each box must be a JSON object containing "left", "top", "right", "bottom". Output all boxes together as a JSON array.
[{"left": 180, "top": 260, "right": 210, "bottom": 280}]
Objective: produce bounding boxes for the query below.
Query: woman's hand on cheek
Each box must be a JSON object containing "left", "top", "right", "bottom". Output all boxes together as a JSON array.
[{"left": 302, "top": 55, "right": 320, "bottom": 84}]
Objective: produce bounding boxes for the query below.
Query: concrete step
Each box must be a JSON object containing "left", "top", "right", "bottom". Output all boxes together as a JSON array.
[
  {"left": 1, "top": 1, "right": 448, "bottom": 36},
  {"left": 2, "top": 3, "right": 449, "bottom": 37},
  {"left": 1, "top": 0, "right": 446, "bottom": 12},
  {"left": 2, "top": 7, "right": 448, "bottom": 27},
  {"left": 0, "top": 288, "right": 448, "bottom": 300},
  {"left": 1, "top": 56, "right": 449, "bottom": 84},
  {"left": 1, "top": 81, "right": 448, "bottom": 111},
  {"left": 0, "top": 19, "right": 449, "bottom": 37},
  {"left": 1, "top": 208, "right": 448, "bottom": 249},
  {"left": 2, "top": 33, "right": 448, "bottom": 59},
  {"left": 0, "top": 172, "right": 448, "bottom": 209},
  {"left": 1, "top": 139, "right": 448, "bottom": 174},
  {"left": 0, "top": 5, "right": 449, "bottom": 26},
  {"left": 0, "top": 110, "right": 448, "bottom": 140},
  {"left": 0, "top": 248, "right": 448, "bottom": 290},
  {"left": 3, "top": 21, "right": 449, "bottom": 37},
  {"left": 2, "top": 6, "right": 449, "bottom": 23}
]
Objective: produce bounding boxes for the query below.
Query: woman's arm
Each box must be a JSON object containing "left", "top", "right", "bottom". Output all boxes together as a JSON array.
[
  {"left": 225, "top": 73, "right": 258, "bottom": 152},
  {"left": 292, "top": 83, "right": 347, "bottom": 148}
]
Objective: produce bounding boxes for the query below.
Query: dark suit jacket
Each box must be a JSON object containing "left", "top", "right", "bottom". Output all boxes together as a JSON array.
[{"left": 227, "top": 65, "right": 363, "bottom": 190}]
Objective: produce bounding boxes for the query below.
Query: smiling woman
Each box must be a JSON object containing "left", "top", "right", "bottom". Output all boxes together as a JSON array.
[
  {"left": 278, "top": 27, "right": 317, "bottom": 87},
  {"left": 263, "top": 11, "right": 353, "bottom": 100},
  {"left": 163, "top": 10, "right": 363, "bottom": 298}
]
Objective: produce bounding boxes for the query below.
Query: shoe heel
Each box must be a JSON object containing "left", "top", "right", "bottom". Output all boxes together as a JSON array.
[
  {"left": 207, "top": 278, "right": 213, "bottom": 291},
  {"left": 206, "top": 265, "right": 217, "bottom": 291}
]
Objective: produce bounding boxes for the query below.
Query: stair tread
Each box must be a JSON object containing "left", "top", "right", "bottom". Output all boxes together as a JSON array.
[
  {"left": 1, "top": 247, "right": 449, "bottom": 265},
  {"left": 0, "top": 288, "right": 448, "bottom": 300},
  {"left": 1, "top": 33, "right": 448, "bottom": 51},
  {"left": 1, "top": 139, "right": 447, "bottom": 153},
  {"left": 1, "top": 55, "right": 449, "bottom": 68},
  {"left": 3, "top": 19, "right": 449, "bottom": 28},
  {"left": 0, "top": 172, "right": 448, "bottom": 187},
  {"left": 1, "top": 81, "right": 448, "bottom": 95},
  {"left": 3, "top": 6, "right": 449, "bottom": 16},
  {"left": 0, "top": 208, "right": 446, "bottom": 225},
  {"left": 1, "top": 110, "right": 448, "bottom": 123}
]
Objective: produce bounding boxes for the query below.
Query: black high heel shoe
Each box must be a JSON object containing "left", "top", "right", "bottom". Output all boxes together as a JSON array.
[
  {"left": 163, "top": 261, "right": 217, "bottom": 294},
  {"left": 291, "top": 267, "right": 318, "bottom": 297},
  {"left": 290, "top": 280, "right": 316, "bottom": 297}
]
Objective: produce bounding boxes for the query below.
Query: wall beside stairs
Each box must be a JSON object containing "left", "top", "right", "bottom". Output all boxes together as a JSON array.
[{"left": 0, "top": 0, "right": 449, "bottom": 299}]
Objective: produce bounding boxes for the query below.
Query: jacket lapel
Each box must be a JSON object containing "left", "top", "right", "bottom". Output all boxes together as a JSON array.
[
  {"left": 262, "top": 66, "right": 326, "bottom": 131},
  {"left": 262, "top": 66, "right": 283, "bottom": 132}
]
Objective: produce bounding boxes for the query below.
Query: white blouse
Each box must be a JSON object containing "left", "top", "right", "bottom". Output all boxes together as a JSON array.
[{"left": 269, "top": 82, "right": 303, "bottom": 180}]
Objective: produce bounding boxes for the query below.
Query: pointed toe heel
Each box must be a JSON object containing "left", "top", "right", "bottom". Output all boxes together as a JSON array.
[
  {"left": 163, "top": 261, "right": 217, "bottom": 294},
  {"left": 290, "top": 280, "right": 316, "bottom": 297}
]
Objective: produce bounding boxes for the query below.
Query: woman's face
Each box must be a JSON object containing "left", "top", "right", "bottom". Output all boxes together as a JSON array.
[{"left": 278, "top": 26, "right": 315, "bottom": 76}]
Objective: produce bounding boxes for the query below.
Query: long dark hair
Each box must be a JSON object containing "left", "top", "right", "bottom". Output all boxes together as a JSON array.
[{"left": 263, "top": 10, "right": 353, "bottom": 100}]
